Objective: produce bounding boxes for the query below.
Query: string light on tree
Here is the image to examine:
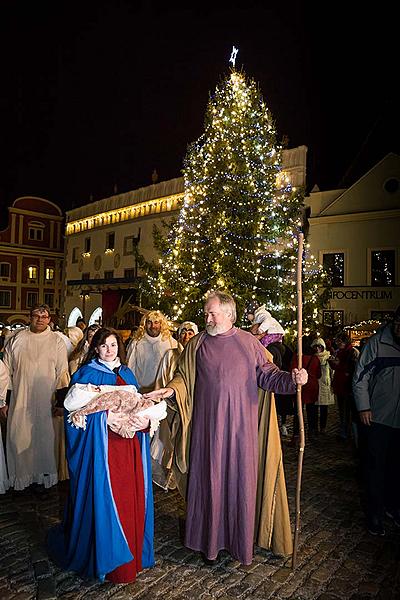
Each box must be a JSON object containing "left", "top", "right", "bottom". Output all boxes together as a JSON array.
[{"left": 140, "top": 57, "right": 327, "bottom": 334}]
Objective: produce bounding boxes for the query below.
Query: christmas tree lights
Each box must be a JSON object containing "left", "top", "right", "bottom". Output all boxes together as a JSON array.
[{"left": 141, "top": 67, "right": 327, "bottom": 334}]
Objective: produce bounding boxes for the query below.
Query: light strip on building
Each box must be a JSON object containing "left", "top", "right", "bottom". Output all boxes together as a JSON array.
[{"left": 66, "top": 193, "right": 185, "bottom": 236}]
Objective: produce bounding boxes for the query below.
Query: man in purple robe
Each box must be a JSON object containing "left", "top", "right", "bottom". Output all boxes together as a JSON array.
[{"left": 146, "top": 291, "right": 307, "bottom": 565}]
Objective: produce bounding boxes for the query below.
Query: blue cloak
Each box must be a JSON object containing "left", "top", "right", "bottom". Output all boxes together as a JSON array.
[{"left": 47, "top": 359, "right": 155, "bottom": 581}]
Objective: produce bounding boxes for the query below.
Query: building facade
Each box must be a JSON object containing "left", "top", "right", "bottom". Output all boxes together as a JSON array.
[
  {"left": 306, "top": 153, "right": 400, "bottom": 329},
  {"left": 64, "top": 146, "right": 307, "bottom": 326},
  {"left": 0, "top": 197, "right": 64, "bottom": 325}
]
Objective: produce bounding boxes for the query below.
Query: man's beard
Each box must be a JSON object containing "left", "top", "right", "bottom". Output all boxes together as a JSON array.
[{"left": 206, "top": 323, "right": 229, "bottom": 336}]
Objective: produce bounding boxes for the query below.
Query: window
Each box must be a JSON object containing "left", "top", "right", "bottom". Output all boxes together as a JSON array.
[
  {"left": 323, "top": 253, "right": 344, "bottom": 287},
  {"left": 106, "top": 232, "right": 115, "bottom": 251},
  {"left": 124, "top": 236, "right": 137, "bottom": 255},
  {"left": 28, "top": 221, "right": 45, "bottom": 241},
  {"left": 44, "top": 292, "right": 54, "bottom": 308},
  {"left": 84, "top": 237, "right": 91, "bottom": 253},
  {"left": 0, "top": 263, "right": 11, "bottom": 280},
  {"left": 371, "top": 250, "right": 395, "bottom": 286},
  {"left": 45, "top": 267, "right": 54, "bottom": 281},
  {"left": 370, "top": 310, "right": 395, "bottom": 322},
  {"left": 104, "top": 270, "right": 114, "bottom": 280},
  {"left": 82, "top": 272, "right": 90, "bottom": 281},
  {"left": 27, "top": 292, "right": 39, "bottom": 308},
  {"left": 0, "top": 291, "right": 11, "bottom": 307},
  {"left": 124, "top": 268, "right": 135, "bottom": 280},
  {"left": 123, "top": 231, "right": 140, "bottom": 255},
  {"left": 72, "top": 247, "right": 79, "bottom": 263},
  {"left": 323, "top": 310, "right": 344, "bottom": 329},
  {"left": 383, "top": 178, "right": 400, "bottom": 194},
  {"left": 28, "top": 266, "right": 38, "bottom": 281}
]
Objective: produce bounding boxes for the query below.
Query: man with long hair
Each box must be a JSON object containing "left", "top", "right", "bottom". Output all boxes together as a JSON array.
[{"left": 126, "top": 310, "right": 178, "bottom": 393}]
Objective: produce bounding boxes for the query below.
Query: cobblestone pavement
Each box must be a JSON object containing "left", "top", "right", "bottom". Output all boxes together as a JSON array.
[{"left": 1, "top": 412, "right": 400, "bottom": 599}]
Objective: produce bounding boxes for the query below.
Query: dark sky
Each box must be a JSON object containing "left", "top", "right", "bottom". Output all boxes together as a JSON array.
[{"left": 0, "top": 1, "right": 398, "bottom": 219}]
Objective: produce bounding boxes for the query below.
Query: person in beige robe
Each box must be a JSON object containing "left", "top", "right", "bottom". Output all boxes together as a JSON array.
[{"left": 152, "top": 321, "right": 198, "bottom": 490}]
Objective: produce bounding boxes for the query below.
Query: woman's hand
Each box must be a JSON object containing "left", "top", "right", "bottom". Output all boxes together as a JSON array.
[{"left": 143, "top": 388, "right": 174, "bottom": 401}]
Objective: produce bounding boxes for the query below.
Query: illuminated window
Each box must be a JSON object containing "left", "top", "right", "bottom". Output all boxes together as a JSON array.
[
  {"left": 323, "top": 253, "right": 344, "bottom": 287},
  {"left": 45, "top": 267, "right": 54, "bottom": 281},
  {"left": 371, "top": 250, "right": 395, "bottom": 286},
  {"left": 28, "top": 266, "right": 38, "bottom": 281},
  {"left": 323, "top": 310, "right": 344, "bottom": 328}
]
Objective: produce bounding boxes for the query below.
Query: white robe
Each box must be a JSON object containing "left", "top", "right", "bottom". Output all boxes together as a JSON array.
[
  {"left": 126, "top": 332, "right": 178, "bottom": 393},
  {"left": 3, "top": 327, "right": 69, "bottom": 490},
  {"left": 0, "top": 360, "right": 9, "bottom": 493}
]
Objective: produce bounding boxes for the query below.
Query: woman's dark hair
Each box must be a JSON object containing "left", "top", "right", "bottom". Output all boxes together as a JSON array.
[
  {"left": 302, "top": 335, "right": 314, "bottom": 355},
  {"left": 83, "top": 327, "right": 127, "bottom": 366},
  {"left": 69, "top": 323, "right": 100, "bottom": 362}
]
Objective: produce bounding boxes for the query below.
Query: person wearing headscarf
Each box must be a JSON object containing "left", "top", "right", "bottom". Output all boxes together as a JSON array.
[
  {"left": 48, "top": 328, "right": 155, "bottom": 582},
  {"left": 311, "top": 337, "right": 335, "bottom": 433}
]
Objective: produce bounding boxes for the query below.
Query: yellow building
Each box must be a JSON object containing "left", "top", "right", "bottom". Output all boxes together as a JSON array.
[
  {"left": 63, "top": 147, "right": 307, "bottom": 326},
  {"left": 306, "top": 153, "right": 400, "bottom": 329}
]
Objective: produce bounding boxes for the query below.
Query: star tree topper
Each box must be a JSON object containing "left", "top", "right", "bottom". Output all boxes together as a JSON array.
[{"left": 229, "top": 46, "right": 239, "bottom": 68}]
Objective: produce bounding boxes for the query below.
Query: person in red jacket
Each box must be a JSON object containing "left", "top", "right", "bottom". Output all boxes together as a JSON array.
[
  {"left": 329, "top": 331, "right": 359, "bottom": 440},
  {"left": 290, "top": 335, "right": 322, "bottom": 442}
]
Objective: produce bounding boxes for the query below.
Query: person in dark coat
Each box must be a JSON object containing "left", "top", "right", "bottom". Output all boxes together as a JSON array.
[
  {"left": 353, "top": 307, "right": 400, "bottom": 536},
  {"left": 329, "top": 332, "right": 359, "bottom": 439}
]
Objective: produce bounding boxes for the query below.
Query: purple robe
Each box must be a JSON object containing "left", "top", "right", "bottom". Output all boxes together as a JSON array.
[{"left": 184, "top": 328, "right": 295, "bottom": 565}]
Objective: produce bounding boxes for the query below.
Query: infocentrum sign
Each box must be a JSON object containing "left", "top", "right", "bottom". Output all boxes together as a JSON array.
[{"left": 330, "top": 290, "right": 393, "bottom": 300}]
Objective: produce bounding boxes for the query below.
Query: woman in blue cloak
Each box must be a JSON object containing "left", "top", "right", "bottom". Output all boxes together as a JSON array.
[{"left": 48, "top": 328, "right": 155, "bottom": 583}]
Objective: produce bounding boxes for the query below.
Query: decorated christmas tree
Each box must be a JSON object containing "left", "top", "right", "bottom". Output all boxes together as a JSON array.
[{"left": 142, "top": 62, "right": 327, "bottom": 335}]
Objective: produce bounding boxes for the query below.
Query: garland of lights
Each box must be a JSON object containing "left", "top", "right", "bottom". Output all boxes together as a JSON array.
[{"left": 141, "top": 69, "right": 327, "bottom": 335}]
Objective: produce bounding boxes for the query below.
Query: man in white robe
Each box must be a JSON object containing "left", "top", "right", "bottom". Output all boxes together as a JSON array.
[
  {"left": 1, "top": 304, "right": 69, "bottom": 491},
  {"left": 126, "top": 310, "right": 178, "bottom": 393}
]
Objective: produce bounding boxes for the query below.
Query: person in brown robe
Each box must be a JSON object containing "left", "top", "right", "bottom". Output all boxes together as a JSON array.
[{"left": 145, "top": 291, "right": 307, "bottom": 565}]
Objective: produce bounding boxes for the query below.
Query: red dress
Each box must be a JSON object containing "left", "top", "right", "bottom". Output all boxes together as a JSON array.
[{"left": 106, "top": 374, "right": 145, "bottom": 583}]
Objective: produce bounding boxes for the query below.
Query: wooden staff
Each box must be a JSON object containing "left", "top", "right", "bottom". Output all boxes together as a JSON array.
[{"left": 291, "top": 231, "right": 304, "bottom": 570}]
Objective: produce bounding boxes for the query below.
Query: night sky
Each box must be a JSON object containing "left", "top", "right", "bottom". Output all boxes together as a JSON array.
[{"left": 0, "top": 1, "right": 398, "bottom": 220}]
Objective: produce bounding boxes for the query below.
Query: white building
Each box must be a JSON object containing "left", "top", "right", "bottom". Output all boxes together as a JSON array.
[
  {"left": 306, "top": 153, "right": 400, "bottom": 328},
  {"left": 63, "top": 146, "right": 308, "bottom": 327}
]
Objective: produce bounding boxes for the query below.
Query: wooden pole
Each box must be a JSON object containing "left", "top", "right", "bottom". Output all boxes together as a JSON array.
[{"left": 291, "top": 231, "right": 304, "bottom": 570}]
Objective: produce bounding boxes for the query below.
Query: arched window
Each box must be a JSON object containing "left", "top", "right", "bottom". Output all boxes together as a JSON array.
[
  {"left": 89, "top": 307, "right": 102, "bottom": 326},
  {"left": 68, "top": 307, "right": 83, "bottom": 327}
]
